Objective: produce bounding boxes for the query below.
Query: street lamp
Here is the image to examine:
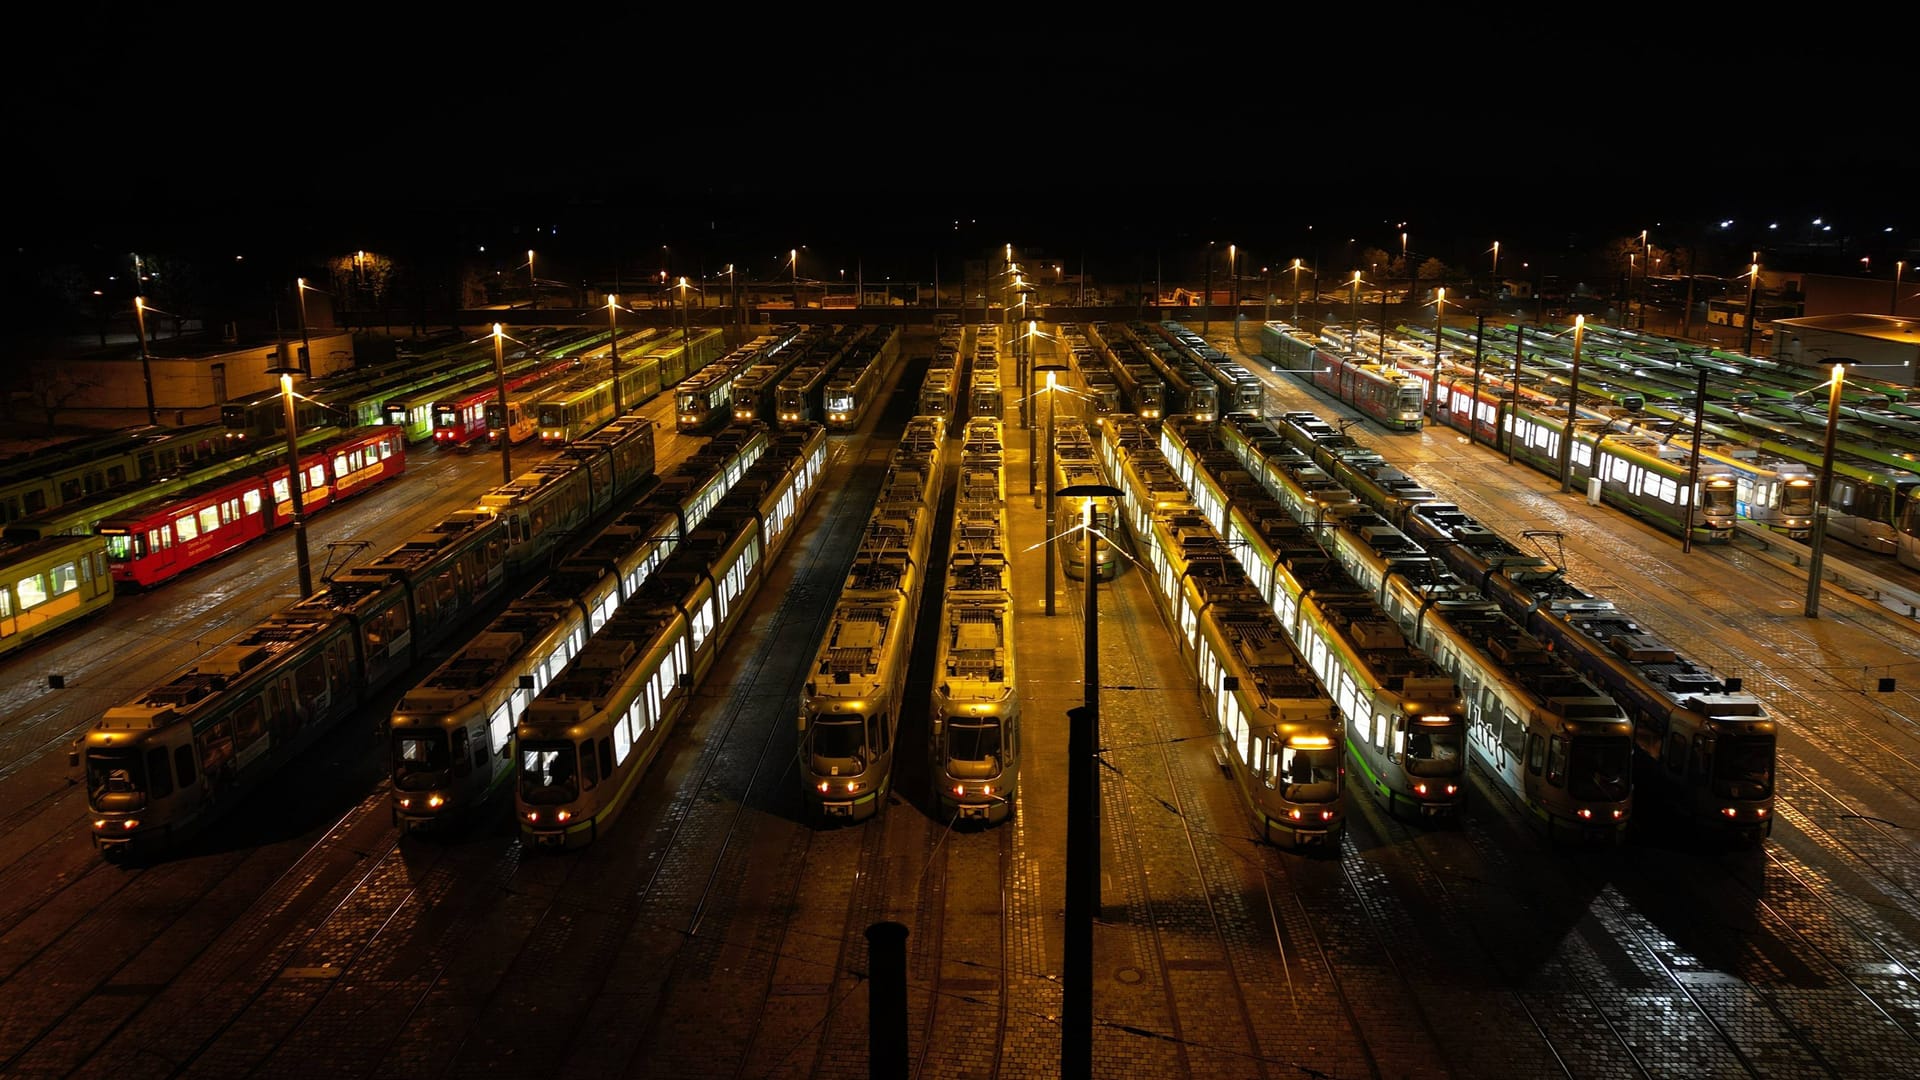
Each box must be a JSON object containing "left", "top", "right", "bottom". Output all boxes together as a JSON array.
[
  {"left": 1291, "top": 259, "right": 1304, "bottom": 325},
  {"left": 1558, "top": 315, "right": 1587, "bottom": 494},
  {"left": 791, "top": 248, "right": 800, "bottom": 314},
  {"left": 491, "top": 324, "right": 513, "bottom": 485},
  {"left": 1348, "top": 270, "right": 1363, "bottom": 350},
  {"left": 264, "top": 352, "right": 314, "bottom": 599},
  {"left": 1896, "top": 261, "right": 1906, "bottom": 316},
  {"left": 1036, "top": 363, "right": 1068, "bottom": 617},
  {"left": 1058, "top": 479, "right": 1123, "bottom": 1080},
  {"left": 295, "top": 277, "right": 316, "bottom": 377},
  {"left": 1743, "top": 257, "right": 1761, "bottom": 355},
  {"left": 1805, "top": 364, "right": 1846, "bottom": 618},
  {"left": 1229, "top": 243, "right": 1240, "bottom": 347},
  {"left": 133, "top": 296, "right": 157, "bottom": 425},
  {"left": 607, "top": 292, "right": 624, "bottom": 413},
  {"left": 527, "top": 249, "right": 536, "bottom": 310}
]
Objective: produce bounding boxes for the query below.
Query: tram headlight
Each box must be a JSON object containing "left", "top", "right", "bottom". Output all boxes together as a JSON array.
[
  {"left": 1756, "top": 807, "right": 1768, "bottom": 817},
  {"left": 122, "top": 819, "right": 139, "bottom": 830},
  {"left": 1414, "top": 783, "right": 1428, "bottom": 795},
  {"left": 93, "top": 819, "right": 106, "bottom": 829},
  {"left": 555, "top": 810, "right": 571, "bottom": 823},
  {"left": 1445, "top": 785, "right": 1458, "bottom": 795},
  {"left": 954, "top": 785, "right": 966, "bottom": 797},
  {"left": 1612, "top": 809, "right": 1625, "bottom": 819},
  {"left": 1320, "top": 810, "right": 1334, "bottom": 821},
  {"left": 817, "top": 782, "right": 830, "bottom": 794},
  {"left": 1721, "top": 806, "right": 1737, "bottom": 818},
  {"left": 525, "top": 810, "right": 539, "bottom": 823},
  {"left": 426, "top": 794, "right": 445, "bottom": 810},
  {"left": 1288, "top": 809, "right": 1302, "bottom": 820},
  {"left": 398, "top": 797, "right": 411, "bottom": 809},
  {"left": 1577, "top": 808, "right": 1594, "bottom": 819}
]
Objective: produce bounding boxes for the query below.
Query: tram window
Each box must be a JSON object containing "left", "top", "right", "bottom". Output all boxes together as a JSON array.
[
  {"left": 50, "top": 560, "right": 80, "bottom": 596},
  {"left": 198, "top": 506, "right": 220, "bottom": 534},
  {"left": 15, "top": 572, "right": 47, "bottom": 609},
  {"left": 232, "top": 699, "right": 267, "bottom": 748},
  {"left": 175, "top": 514, "right": 198, "bottom": 542},
  {"left": 451, "top": 729, "right": 471, "bottom": 777},
  {"left": 579, "top": 739, "right": 598, "bottom": 791},
  {"left": 296, "top": 658, "right": 326, "bottom": 702},
  {"left": 1526, "top": 733, "right": 1545, "bottom": 775},
  {"left": 174, "top": 745, "right": 196, "bottom": 788},
  {"left": 145, "top": 746, "right": 174, "bottom": 799},
  {"left": 1546, "top": 737, "right": 1568, "bottom": 787},
  {"left": 1667, "top": 733, "right": 1688, "bottom": 773}
]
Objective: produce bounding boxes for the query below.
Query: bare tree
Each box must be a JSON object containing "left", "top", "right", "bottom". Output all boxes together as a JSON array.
[{"left": 28, "top": 364, "right": 100, "bottom": 434}]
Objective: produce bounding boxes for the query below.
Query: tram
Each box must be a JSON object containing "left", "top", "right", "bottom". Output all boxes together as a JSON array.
[
  {"left": 0, "top": 533, "right": 114, "bottom": 659},
  {"left": 798, "top": 417, "right": 945, "bottom": 821},
  {"left": 929, "top": 404, "right": 1018, "bottom": 824}
]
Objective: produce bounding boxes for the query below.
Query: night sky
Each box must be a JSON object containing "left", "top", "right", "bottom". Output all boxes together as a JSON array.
[{"left": 9, "top": 14, "right": 1916, "bottom": 306}]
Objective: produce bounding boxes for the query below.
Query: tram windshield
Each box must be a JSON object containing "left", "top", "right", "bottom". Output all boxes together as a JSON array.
[
  {"left": 1280, "top": 743, "right": 1340, "bottom": 802},
  {"left": 943, "top": 718, "right": 1002, "bottom": 778},
  {"left": 1568, "top": 738, "right": 1632, "bottom": 803},
  {"left": 86, "top": 749, "right": 147, "bottom": 809},
  {"left": 103, "top": 533, "right": 138, "bottom": 561},
  {"left": 808, "top": 715, "right": 869, "bottom": 771},
  {"left": 1701, "top": 481, "right": 1738, "bottom": 519},
  {"left": 518, "top": 741, "right": 579, "bottom": 804},
  {"left": 392, "top": 730, "right": 449, "bottom": 791},
  {"left": 1710, "top": 736, "right": 1775, "bottom": 800},
  {"left": 1404, "top": 724, "right": 1463, "bottom": 777}
]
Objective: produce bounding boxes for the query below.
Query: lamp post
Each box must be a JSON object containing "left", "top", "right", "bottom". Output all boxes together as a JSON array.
[
  {"left": 607, "top": 293, "right": 623, "bottom": 413},
  {"left": 265, "top": 354, "right": 314, "bottom": 599},
  {"left": 1230, "top": 243, "right": 1240, "bottom": 348},
  {"left": 1508, "top": 325, "right": 1524, "bottom": 465},
  {"left": 133, "top": 296, "right": 157, "bottom": 425},
  {"left": 527, "top": 250, "right": 537, "bottom": 310},
  {"left": 678, "top": 276, "right": 693, "bottom": 355},
  {"left": 1626, "top": 253, "right": 1637, "bottom": 330},
  {"left": 295, "top": 277, "right": 316, "bottom": 377},
  {"left": 1431, "top": 288, "right": 1446, "bottom": 424},
  {"left": 1469, "top": 312, "right": 1485, "bottom": 449},
  {"left": 1291, "top": 259, "right": 1303, "bottom": 325},
  {"left": 1805, "top": 364, "right": 1846, "bottom": 618},
  {"left": 1378, "top": 274, "right": 1390, "bottom": 365},
  {"left": 1743, "top": 258, "right": 1761, "bottom": 355},
  {"left": 491, "top": 324, "right": 513, "bottom": 485},
  {"left": 1491, "top": 240, "right": 1500, "bottom": 286},
  {"left": 1204, "top": 241, "right": 1214, "bottom": 336},
  {"left": 1037, "top": 363, "right": 1068, "bottom": 616},
  {"left": 791, "top": 248, "right": 800, "bottom": 315},
  {"left": 1059, "top": 480, "right": 1122, "bottom": 1080},
  {"left": 1640, "top": 230, "right": 1650, "bottom": 329},
  {"left": 1348, "top": 271, "right": 1362, "bottom": 351},
  {"left": 1558, "top": 315, "right": 1586, "bottom": 494},
  {"left": 1896, "top": 261, "right": 1906, "bottom": 316},
  {"left": 1682, "top": 368, "right": 1708, "bottom": 556}
]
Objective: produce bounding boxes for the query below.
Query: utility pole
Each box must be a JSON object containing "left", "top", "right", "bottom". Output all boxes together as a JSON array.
[{"left": 492, "top": 324, "right": 513, "bottom": 485}]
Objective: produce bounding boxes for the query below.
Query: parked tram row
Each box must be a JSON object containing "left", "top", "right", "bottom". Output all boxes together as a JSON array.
[
  {"left": 1265, "top": 316, "right": 1920, "bottom": 570},
  {"left": 0, "top": 324, "right": 734, "bottom": 665},
  {"left": 1260, "top": 406, "right": 1775, "bottom": 841},
  {"left": 83, "top": 413, "right": 662, "bottom": 856}
]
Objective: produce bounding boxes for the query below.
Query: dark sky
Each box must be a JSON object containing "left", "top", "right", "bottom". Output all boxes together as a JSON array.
[{"left": 12, "top": 14, "right": 1918, "bottom": 284}]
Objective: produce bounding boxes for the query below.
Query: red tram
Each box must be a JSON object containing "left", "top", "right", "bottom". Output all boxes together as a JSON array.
[
  {"left": 96, "top": 427, "right": 406, "bottom": 588},
  {"left": 432, "top": 355, "right": 579, "bottom": 447}
]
